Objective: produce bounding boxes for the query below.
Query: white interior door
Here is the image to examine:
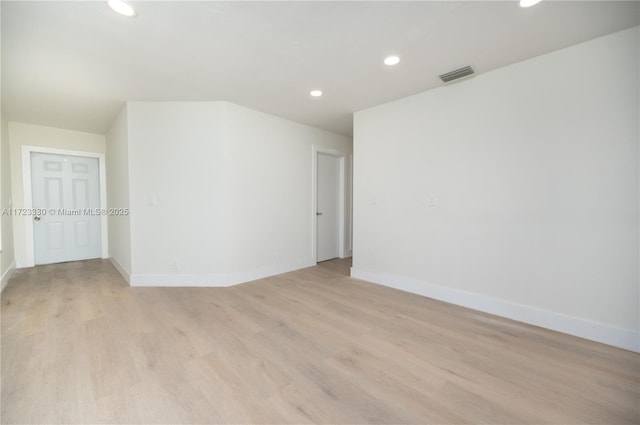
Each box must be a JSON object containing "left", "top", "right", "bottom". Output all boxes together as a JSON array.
[
  {"left": 31, "top": 152, "right": 102, "bottom": 265},
  {"left": 317, "top": 153, "right": 339, "bottom": 262}
]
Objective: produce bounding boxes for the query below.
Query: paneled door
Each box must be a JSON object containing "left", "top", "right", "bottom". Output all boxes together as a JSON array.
[{"left": 31, "top": 152, "right": 102, "bottom": 265}]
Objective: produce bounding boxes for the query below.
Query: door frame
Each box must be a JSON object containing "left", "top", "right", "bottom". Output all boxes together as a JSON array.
[
  {"left": 311, "top": 145, "right": 349, "bottom": 263},
  {"left": 21, "top": 145, "right": 108, "bottom": 267}
]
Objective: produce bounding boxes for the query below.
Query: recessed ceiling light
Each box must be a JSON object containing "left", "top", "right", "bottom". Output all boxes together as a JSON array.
[
  {"left": 519, "top": 0, "right": 542, "bottom": 8},
  {"left": 384, "top": 56, "right": 400, "bottom": 66},
  {"left": 310, "top": 90, "right": 323, "bottom": 97},
  {"left": 107, "top": 0, "right": 137, "bottom": 17}
]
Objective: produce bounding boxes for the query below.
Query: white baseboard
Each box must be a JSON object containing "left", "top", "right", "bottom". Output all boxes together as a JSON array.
[
  {"left": 130, "top": 260, "right": 315, "bottom": 287},
  {"left": 350, "top": 267, "right": 640, "bottom": 353},
  {"left": 1, "top": 261, "right": 16, "bottom": 293},
  {"left": 109, "top": 257, "right": 131, "bottom": 285}
]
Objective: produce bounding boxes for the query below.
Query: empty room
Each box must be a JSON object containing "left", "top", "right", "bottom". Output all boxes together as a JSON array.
[{"left": 1, "top": 1, "right": 639, "bottom": 424}]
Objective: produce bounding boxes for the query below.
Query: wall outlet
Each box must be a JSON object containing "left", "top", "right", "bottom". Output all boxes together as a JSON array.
[{"left": 427, "top": 194, "right": 438, "bottom": 206}]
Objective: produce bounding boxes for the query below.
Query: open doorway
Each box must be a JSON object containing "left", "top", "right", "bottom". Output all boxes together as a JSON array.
[{"left": 311, "top": 146, "right": 351, "bottom": 263}]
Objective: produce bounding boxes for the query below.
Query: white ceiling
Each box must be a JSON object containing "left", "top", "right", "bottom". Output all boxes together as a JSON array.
[{"left": 2, "top": 1, "right": 638, "bottom": 136}]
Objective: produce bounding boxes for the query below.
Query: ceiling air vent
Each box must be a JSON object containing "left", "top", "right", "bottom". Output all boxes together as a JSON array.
[{"left": 439, "top": 66, "right": 475, "bottom": 83}]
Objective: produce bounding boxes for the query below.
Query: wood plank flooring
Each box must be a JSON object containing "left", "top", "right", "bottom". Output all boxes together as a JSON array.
[{"left": 1, "top": 258, "right": 638, "bottom": 424}]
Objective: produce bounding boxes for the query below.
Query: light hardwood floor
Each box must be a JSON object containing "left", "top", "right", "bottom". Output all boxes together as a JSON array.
[{"left": 1, "top": 258, "right": 638, "bottom": 424}]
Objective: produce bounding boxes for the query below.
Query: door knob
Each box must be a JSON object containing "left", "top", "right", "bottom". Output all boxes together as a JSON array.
[
  {"left": 316, "top": 212, "right": 323, "bottom": 216},
  {"left": 34, "top": 216, "right": 41, "bottom": 221}
]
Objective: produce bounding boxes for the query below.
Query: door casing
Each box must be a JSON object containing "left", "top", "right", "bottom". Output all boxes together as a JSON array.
[
  {"left": 311, "top": 145, "right": 349, "bottom": 263},
  {"left": 21, "top": 145, "right": 108, "bottom": 267}
]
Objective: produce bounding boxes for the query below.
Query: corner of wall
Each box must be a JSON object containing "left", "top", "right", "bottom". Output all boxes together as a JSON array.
[
  {"left": 109, "top": 256, "right": 131, "bottom": 285},
  {"left": 1, "top": 111, "right": 16, "bottom": 286},
  {"left": 106, "top": 105, "right": 133, "bottom": 276},
  {"left": 1, "top": 262, "right": 16, "bottom": 293}
]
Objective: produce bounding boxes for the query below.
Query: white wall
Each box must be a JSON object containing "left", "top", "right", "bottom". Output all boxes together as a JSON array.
[
  {"left": 127, "top": 102, "right": 230, "bottom": 281},
  {"left": 224, "top": 103, "right": 352, "bottom": 272},
  {"left": 1, "top": 112, "right": 15, "bottom": 291},
  {"left": 106, "top": 107, "right": 132, "bottom": 279},
  {"left": 352, "top": 27, "right": 639, "bottom": 351},
  {"left": 124, "top": 101, "right": 352, "bottom": 286},
  {"left": 8, "top": 122, "right": 106, "bottom": 267}
]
